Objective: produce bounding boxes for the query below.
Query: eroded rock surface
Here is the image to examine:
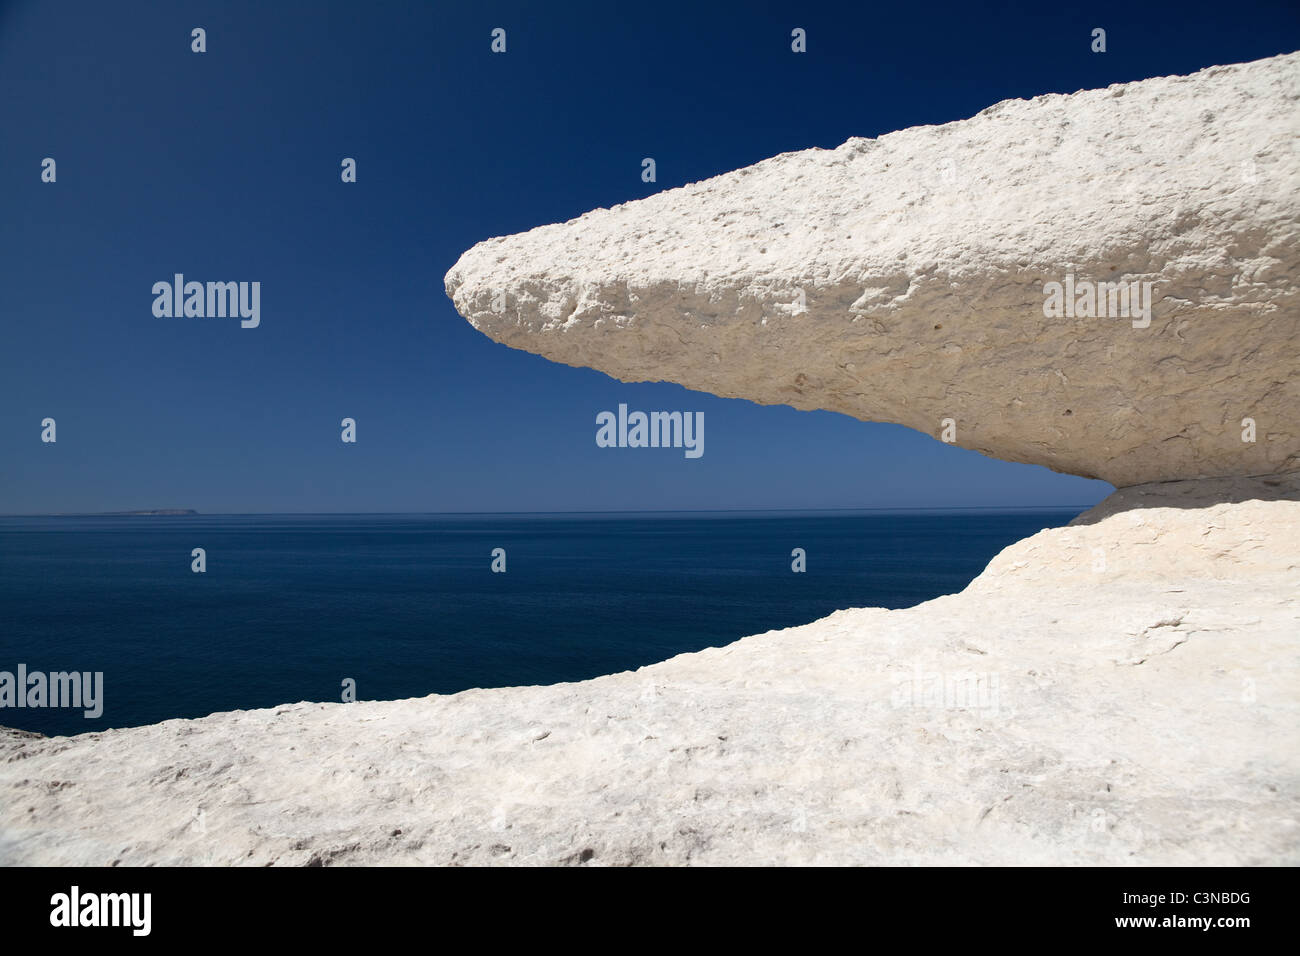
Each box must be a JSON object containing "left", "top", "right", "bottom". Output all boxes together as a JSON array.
[
  {"left": 446, "top": 53, "right": 1300, "bottom": 486},
  {"left": 3, "top": 475, "right": 1296, "bottom": 865},
  {"left": 3, "top": 56, "right": 1297, "bottom": 869}
]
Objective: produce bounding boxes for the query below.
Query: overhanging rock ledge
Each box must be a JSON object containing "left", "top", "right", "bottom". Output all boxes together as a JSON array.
[{"left": 446, "top": 52, "right": 1300, "bottom": 487}]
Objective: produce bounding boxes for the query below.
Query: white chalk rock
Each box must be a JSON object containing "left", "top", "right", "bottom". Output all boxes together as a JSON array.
[
  {"left": 1, "top": 475, "right": 1297, "bottom": 865},
  {"left": 446, "top": 53, "right": 1300, "bottom": 486}
]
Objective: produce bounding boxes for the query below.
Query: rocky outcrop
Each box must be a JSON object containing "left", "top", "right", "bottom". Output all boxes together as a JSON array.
[
  {"left": 445, "top": 53, "right": 1300, "bottom": 487},
  {"left": 2, "top": 56, "right": 1296, "bottom": 868},
  {"left": 2, "top": 474, "right": 1297, "bottom": 865}
]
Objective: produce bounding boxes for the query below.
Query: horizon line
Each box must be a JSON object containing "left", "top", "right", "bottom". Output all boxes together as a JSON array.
[{"left": 3, "top": 504, "right": 1098, "bottom": 517}]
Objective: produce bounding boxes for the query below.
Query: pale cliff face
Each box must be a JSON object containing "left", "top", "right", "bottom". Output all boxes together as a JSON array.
[{"left": 446, "top": 53, "right": 1300, "bottom": 487}]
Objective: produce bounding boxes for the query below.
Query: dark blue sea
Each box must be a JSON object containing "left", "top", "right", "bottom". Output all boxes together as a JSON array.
[{"left": 0, "top": 510, "right": 1084, "bottom": 736}]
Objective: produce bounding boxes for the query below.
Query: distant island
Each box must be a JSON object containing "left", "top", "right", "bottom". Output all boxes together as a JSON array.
[{"left": 50, "top": 510, "right": 199, "bottom": 516}]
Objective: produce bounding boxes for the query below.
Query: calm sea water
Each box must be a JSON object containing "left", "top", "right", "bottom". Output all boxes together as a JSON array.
[{"left": 0, "top": 510, "right": 1083, "bottom": 736}]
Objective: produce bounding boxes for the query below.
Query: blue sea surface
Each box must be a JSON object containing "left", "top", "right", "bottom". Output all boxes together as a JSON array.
[{"left": 0, "top": 510, "right": 1083, "bottom": 736}]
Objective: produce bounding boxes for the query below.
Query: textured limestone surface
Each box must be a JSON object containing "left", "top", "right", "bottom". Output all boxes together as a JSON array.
[
  {"left": 4, "top": 55, "right": 1298, "bottom": 868},
  {"left": 3, "top": 474, "right": 1297, "bottom": 866},
  {"left": 445, "top": 53, "right": 1300, "bottom": 487}
]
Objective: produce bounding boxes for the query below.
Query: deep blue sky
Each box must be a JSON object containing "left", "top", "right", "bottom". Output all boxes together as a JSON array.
[{"left": 2, "top": 0, "right": 1296, "bottom": 513}]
